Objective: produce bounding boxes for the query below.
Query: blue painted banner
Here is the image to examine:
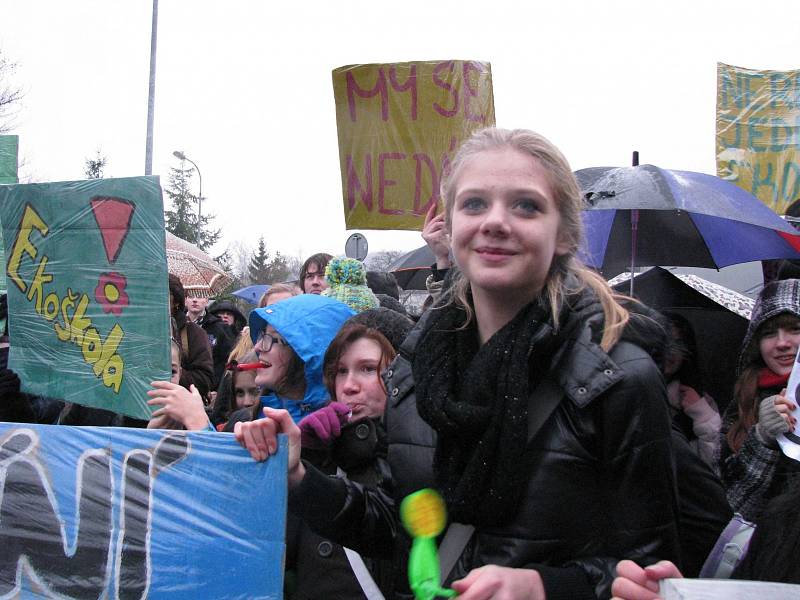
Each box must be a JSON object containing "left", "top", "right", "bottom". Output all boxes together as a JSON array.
[
  {"left": 0, "top": 177, "right": 171, "bottom": 419},
  {"left": 0, "top": 423, "right": 287, "bottom": 599}
]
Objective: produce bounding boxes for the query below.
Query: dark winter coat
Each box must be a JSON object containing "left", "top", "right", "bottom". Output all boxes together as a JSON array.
[
  {"left": 224, "top": 410, "right": 395, "bottom": 598},
  {"left": 196, "top": 310, "right": 235, "bottom": 391},
  {"left": 58, "top": 403, "right": 149, "bottom": 427},
  {"left": 287, "top": 418, "right": 395, "bottom": 599},
  {"left": 670, "top": 425, "right": 732, "bottom": 577},
  {"left": 719, "top": 278, "right": 800, "bottom": 521},
  {"left": 174, "top": 311, "right": 214, "bottom": 399},
  {"left": 718, "top": 384, "right": 800, "bottom": 521},
  {"left": 291, "top": 289, "right": 685, "bottom": 600},
  {"left": 0, "top": 348, "right": 63, "bottom": 424}
]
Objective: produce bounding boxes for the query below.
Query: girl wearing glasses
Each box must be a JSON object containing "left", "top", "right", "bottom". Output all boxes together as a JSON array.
[{"left": 226, "top": 293, "right": 355, "bottom": 431}]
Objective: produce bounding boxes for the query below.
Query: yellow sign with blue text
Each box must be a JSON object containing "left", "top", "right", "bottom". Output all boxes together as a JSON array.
[
  {"left": 716, "top": 63, "right": 800, "bottom": 215},
  {"left": 333, "top": 60, "right": 495, "bottom": 230}
]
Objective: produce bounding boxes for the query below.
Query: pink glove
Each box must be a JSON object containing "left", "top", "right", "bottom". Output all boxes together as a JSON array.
[{"left": 298, "top": 402, "right": 351, "bottom": 448}]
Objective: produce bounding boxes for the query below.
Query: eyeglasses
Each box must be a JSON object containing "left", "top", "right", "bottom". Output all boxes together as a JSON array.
[{"left": 255, "top": 329, "right": 288, "bottom": 352}]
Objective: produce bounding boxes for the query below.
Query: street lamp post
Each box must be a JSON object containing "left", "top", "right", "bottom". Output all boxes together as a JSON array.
[
  {"left": 172, "top": 151, "right": 202, "bottom": 243},
  {"left": 145, "top": 0, "right": 158, "bottom": 175}
]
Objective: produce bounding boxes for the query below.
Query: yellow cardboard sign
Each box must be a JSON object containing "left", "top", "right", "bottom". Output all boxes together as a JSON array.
[
  {"left": 333, "top": 60, "right": 495, "bottom": 230},
  {"left": 716, "top": 63, "right": 800, "bottom": 214}
]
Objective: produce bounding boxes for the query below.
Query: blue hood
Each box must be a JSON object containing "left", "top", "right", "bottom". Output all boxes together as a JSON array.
[{"left": 248, "top": 294, "right": 355, "bottom": 419}]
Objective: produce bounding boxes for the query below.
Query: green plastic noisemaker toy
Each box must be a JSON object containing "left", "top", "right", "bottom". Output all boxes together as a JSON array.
[{"left": 400, "top": 488, "right": 458, "bottom": 600}]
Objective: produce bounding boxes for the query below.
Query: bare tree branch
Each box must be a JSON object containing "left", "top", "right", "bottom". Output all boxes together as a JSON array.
[{"left": 0, "top": 51, "right": 24, "bottom": 134}]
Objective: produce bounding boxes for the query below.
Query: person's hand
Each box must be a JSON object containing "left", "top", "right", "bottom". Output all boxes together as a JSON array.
[
  {"left": 147, "top": 413, "right": 184, "bottom": 430},
  {"left": 422, "top": 202, "right": 451, "bottom": 269},
  {"left": 677, "top": 385, "right": 702, "bottom": 410},
  {"left": 234, "top": 407, "right": 305, "bottom": 486},
  {"left": 147, "top": 382, "right": 209, "bottom": 430},
  {"left": 755, "top": 390, "right": 796, "bottom": 447},
  {"left": 452, "top": 565, "right": 544, "bottom": 600},
  {"left": 611, "top": 559, "right": 682, "bottom": 600},
  {"left": 298, "top": 402, "right": 351, "bottom": 448}
]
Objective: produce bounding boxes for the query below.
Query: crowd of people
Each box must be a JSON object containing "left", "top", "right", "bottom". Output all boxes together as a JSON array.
[{"left": 2, "top": 126, "right": 800, "bottom": 599}]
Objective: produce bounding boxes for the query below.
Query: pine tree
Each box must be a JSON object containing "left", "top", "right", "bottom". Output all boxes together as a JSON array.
[
  {"left": 84, "top": 150, "right": 107, "bottom": 179},
  {"left": 164, "top": 159, "right": 220, "bottom": 251},
  {"left": 247, "top": 238, "right": 293, "bottom": 284},
  {"left": 248, "top": 237, "right": 270, "bottom": 283},
  {"left": 265, "top": 251, "right": 292, "bottom": 283}
]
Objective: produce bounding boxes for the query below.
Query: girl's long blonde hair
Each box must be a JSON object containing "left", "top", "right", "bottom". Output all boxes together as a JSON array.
[{"left": 441, "top": 127, "right": 628, "bottom": 352}]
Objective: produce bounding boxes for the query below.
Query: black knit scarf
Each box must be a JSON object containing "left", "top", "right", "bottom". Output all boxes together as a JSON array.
[{"left": 413, "top": 300, "right": 562, "bottom": 527}]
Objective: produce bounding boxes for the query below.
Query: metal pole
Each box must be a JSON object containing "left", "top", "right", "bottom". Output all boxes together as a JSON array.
[
  {"left": 629, "top": 150, "right": 640, "bottom": 296},
  {"left": 630, "top": 209, "right": 639, "bottom": 296},
  {"left": 144, "top": 0, "right": 158, "bottom": 175},
  {"left": 197, "top": 168, "right": 202, "bottom": 241}
]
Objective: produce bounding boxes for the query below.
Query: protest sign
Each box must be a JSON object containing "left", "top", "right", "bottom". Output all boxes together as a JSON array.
[
  {"left": 0, "top": 135, "right": 17, "bottom": 185},
  {"left": 716, "top": 63, "right": 800, "bottom": 215},
  {"left": 777, "top": 343, "right": 800, "bottom": 462},
  {"left": 333, "top": 60, "right": 495, "bottom": 230},
  {"left": 0, "top": 135, "right": 18, "bottom": 296},
  {"left": 0, "top": 423, "right": 287, "bottom": 599},
  {"left": 659, "top": 579, "right": 800, "bottom": 599},
  {"left": 0, "top": 176, "right": 170, "bottom": 420}
]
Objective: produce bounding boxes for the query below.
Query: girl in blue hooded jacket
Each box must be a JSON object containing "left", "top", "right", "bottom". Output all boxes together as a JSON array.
[{"left": 228, "top": 294, "right": 355, "bottom": 427}]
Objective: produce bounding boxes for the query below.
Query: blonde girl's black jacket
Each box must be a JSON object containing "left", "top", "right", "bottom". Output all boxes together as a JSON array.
[{"left": 291, "top": 292, "right": 726, "bottom": 599}]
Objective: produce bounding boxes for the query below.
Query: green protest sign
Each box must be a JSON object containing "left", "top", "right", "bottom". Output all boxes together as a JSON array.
[
  {"left": 0, "top": 135, "right": 19, "bottom": 296},
  {"left": 0, "top": 135, "right": 17, "bottom": 185},
  {"left": 0, "top": 176, "right": 170, "bottom": 419}
]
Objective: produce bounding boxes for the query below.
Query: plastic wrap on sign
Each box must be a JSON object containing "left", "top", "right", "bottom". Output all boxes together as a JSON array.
[
  {"left": 716, "top": 63, "right": 800, "bottom": 215},
  {"left": 0, "top": 135, "right": 18, "bottom": 184},
  {"left": 0, "top": 135, "right": 16, "bottom": 295},
  {"left": 0, "top": 176, "right": 171, "bottom": 420},
  {"left": 332, "top": 60, "right": 495, "bottom": 230},
  {"left": 0, "top": 423, "right": 287, "bottom": 599}
]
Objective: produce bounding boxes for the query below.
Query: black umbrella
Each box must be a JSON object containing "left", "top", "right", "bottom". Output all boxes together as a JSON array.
[
  {"left": 388, "top": 245, "right": 436, "bottom": 290},
  {"left": 611, "top": 267, "right": 751, "bottom": 411}
]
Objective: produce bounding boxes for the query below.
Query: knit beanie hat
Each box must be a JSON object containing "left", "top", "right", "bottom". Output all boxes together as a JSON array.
[
  {"left": 738, "top": 278, "right": 800, "bottom": 374},
  {"left": 346, "top": 307, "right": 414, "bottom": 353},
  {"left": 322, "top": 257, "right": 380, "bottom": 313}
]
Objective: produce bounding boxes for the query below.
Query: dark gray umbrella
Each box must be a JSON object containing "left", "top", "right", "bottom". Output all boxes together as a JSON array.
[
  {"left": 388, "top": 245, "right": 435, "bottom": 290},
  {"left": 609, "top": 267, "right": 751, "bottom": 411}
]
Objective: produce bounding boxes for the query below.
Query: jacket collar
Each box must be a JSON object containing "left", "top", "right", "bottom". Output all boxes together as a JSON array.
[{"left": 550, "top": 315, "right": 624, "bottom": 408}]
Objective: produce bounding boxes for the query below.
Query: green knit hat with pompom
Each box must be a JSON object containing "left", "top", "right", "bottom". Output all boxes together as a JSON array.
[{"left": 322, "top": 257, "right": 380, "bottom": 313}]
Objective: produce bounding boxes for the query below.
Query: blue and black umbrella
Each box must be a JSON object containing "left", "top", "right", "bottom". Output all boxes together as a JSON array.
[
  {"left": 577, "top": 164, "right": 800, "bottom": 290},
  {"left": 232, "top": 284, "right": 270, "bottom": 305}
]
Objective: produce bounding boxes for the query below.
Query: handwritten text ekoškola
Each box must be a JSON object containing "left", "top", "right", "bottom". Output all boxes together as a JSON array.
[{"left": 6, "top": 204, "right": 125, "bottom": 392}]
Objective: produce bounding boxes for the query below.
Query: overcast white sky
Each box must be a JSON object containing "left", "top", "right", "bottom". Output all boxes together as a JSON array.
[{"left": 2, "top": 0, "right": 799, "bottom": 261}]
